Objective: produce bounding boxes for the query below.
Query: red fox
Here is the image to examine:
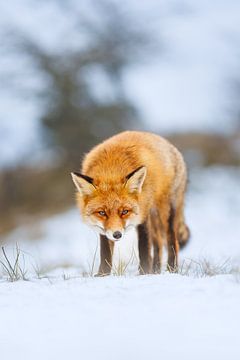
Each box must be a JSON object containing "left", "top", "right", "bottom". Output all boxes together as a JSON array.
[{"left": 71, "top": 131, "right": 190, "bottom": 275}]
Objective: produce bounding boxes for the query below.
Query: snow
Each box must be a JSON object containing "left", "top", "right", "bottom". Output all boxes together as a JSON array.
[
  {"left": 0, "top": 275, "right": 239, "bottom": 360},
  {"left": 0, "top": 166, "right": 240, "bottom": 359}
]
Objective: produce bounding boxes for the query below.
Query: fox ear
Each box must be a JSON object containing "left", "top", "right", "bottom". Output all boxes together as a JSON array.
[
  {"left": 71, "top": 172, "right": 95, "bottom": 196},
  {"left": 125, "top": 166, "right": 147, "bottom": 194}
]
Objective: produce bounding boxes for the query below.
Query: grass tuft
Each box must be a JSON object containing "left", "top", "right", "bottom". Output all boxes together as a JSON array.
[
  {"left": 0, "top": 244, "right": 28, "bottom": 281},
  {"left": 178, "top": 257, "right": 238, "bottom": 278}
]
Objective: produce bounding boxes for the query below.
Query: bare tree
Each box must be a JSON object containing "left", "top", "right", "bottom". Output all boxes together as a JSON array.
[{"left": 2, "top": 0, "right": 150, "bottom": 168}]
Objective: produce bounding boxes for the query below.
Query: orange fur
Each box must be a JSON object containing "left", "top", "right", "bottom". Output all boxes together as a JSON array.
[{"left": 72, "top": 131, "right": 189, "bottom": 274}]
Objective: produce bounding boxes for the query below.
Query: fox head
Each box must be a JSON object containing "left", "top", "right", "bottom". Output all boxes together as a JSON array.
[{"left": 71, "top": 166, "right": 147, "bottom": 241}]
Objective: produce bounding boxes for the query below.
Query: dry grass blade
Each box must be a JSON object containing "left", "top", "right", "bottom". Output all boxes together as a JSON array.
[
  {"left": 0, "top": 244, "right": 28, "bottom": 281},
  {"left": 88, "top": 243, "right": 99, "bottom": 277},
  {"left": 178, "top": 257, "right": 235, "bottom": 278},
  {"left": 111, "top": 246, "right": 138, "bottom": 276}
]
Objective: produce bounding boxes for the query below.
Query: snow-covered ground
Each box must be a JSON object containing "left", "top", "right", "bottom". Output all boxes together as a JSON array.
[
  {"left": 0, "top": 166, "right": 240, "bottom": 360},
  {"left": 1, "top": 275, "right": 239, "bottom": 360}
]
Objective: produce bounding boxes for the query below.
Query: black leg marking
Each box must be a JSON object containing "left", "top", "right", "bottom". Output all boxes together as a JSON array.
[
  {"left": 137, "top": 222, "right": 152, "bottom": 274},
  {"left": 167, "top": 207, "right": 179, "bottom": 272},
  {"left": 96, "top": 235, "right": 113, "bottom": 276},
  {"left": 153, "top": 243, "right": 161, "bottom": 273}
]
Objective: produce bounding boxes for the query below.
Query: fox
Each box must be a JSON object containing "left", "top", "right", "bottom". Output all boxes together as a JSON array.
[{"left": 71, "top": 131, "right": 190, "bottom": 275}]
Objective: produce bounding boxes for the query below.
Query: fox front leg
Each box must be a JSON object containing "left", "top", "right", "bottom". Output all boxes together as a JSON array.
[
  {"left": 96, "top": 235, "right": 114, "bottom": 276},
  {"left": 137, "top": 222, "right": 152, "bottom": 274}
]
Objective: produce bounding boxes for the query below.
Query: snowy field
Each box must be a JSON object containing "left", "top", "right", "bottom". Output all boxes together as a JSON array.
[
  {"left": 1, "top": 275, "right": 239, "bottom": 360},
  {"left": 0, "top": 166, "right": 240, "bottom": 360}
]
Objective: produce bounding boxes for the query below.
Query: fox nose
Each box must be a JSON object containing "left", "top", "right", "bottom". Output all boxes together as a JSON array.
[{"left": 113, "top": 231, "right": 122, "bottom": 239}]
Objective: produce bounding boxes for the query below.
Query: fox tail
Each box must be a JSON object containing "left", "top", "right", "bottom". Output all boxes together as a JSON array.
[{"left": 178, "top": 221, "right": 190, "bottom": 249}]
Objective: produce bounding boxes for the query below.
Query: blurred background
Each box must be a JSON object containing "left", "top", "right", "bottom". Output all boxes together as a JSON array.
[{"left": 0, "top": 0, "right": 240, "bottom": 273}]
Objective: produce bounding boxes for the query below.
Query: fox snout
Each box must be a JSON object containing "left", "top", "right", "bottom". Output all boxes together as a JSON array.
[
  {"left": 106, "top": 229, "right": 123, "bottom": 241},
  {"left": 113, "top": 231, "right": 122, "bottom": 239}
]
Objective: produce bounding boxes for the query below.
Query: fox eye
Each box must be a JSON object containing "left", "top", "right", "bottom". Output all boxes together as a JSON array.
[
  {"left": 98, "top": 210, "right": 106, "bottom": 216},
  {"left": 121, "top": 209, "right": 128, "bottom": 216}
]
